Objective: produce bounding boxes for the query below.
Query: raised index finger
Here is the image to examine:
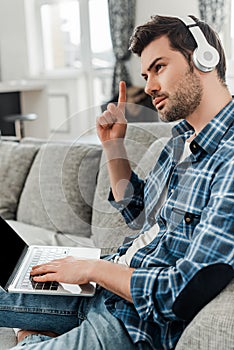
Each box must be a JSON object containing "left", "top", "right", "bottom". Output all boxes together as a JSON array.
[{"left": 117, "top": 81, "right": 126, "bottom": 114}]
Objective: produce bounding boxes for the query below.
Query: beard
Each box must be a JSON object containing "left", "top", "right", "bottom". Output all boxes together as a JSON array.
[{"left": 156, "top": 69, "right": 203, "bottom": 123}]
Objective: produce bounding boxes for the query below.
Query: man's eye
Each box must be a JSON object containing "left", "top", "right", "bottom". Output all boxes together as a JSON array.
[{"left": 155, "top": 64, "right": 163, "bottom": 72}]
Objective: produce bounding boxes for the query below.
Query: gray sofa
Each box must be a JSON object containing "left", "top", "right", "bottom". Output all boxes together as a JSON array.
[{"left": 0, "top": 122, "right": 233, "bottom": 349}]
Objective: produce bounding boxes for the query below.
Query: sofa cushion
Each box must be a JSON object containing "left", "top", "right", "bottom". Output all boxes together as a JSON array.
[
  {"left": 175, "top": 279, "right": 234, "bottom": 350},
  {"left": 17, "top": 143, "right": 102, "bottom": 238},
  {"left": 91, "top": 122, "right": 172, "bottom": 250},
  {"left": 0, "top": 141, "right": 38, "bottom": 220}
]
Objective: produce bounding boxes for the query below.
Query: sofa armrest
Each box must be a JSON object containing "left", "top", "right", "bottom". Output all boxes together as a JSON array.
[{"left": 175, "top": 279, "right": 234, "bottom": 350}]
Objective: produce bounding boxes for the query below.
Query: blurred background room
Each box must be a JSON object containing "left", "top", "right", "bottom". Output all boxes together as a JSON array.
[{"left": 0, "top": 0, "right": 233, "bottom": 141}]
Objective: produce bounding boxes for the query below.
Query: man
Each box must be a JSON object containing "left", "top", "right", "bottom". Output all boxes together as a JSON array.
[{"left": 0, "top": 15, "right": 233, "bottom": 350}]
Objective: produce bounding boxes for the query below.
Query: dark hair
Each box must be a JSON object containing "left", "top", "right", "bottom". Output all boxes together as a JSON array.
[{"left": 129, "top": 15, "right": 226, "bottom": 83}]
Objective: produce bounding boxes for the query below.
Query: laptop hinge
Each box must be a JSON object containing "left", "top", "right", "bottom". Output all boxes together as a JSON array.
[{"left": 5, "top": 245, "right": 29, "bottom": 291}]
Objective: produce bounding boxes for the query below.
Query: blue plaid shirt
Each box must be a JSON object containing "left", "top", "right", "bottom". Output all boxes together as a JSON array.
[{"left": 104, "top": 99, "right": 234, "bottom": 349}]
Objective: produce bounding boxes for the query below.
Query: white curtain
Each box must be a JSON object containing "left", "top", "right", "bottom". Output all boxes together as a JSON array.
[{"left": 199, "top": 0, "right": 226, "bottom": 32}]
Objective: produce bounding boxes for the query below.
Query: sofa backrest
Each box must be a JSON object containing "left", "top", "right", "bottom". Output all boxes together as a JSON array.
[{"left": 0, "top": 121, "right": 174, "bottom": 249}]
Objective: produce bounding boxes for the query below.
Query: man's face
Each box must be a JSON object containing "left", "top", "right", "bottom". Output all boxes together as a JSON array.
[{"left": 141, "top": 36, "right": 203, "bottom": 122}]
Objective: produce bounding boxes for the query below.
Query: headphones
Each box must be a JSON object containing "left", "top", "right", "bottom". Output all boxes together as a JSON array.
[{"left": 178, "top": 16, "right": 220, "bottom": 72}]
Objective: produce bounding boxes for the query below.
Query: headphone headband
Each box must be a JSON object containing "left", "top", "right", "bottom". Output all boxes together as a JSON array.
[{"left": 178, "top": 16, "right": 220, "bottom": 72}]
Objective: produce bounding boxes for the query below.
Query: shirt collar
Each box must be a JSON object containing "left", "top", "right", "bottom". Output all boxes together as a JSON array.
[
  {"left": 172, "top": 119, "right": 194, "bottom": 138},
  {"left": 171, "top": 99, "right": 234, "bottom": 156}
]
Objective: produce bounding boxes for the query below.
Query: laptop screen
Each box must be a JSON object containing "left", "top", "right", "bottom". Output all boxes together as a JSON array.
[{"left": 0, "top": 216, "right": 27, "bottom": 288}]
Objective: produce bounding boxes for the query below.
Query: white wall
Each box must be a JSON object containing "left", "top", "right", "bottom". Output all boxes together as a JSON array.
[
  {"left": 130, "top": 0, "right": 199, "bottom": 86},
  {"left": 135, "top": 0, "right": 199, "bottom": 24}
]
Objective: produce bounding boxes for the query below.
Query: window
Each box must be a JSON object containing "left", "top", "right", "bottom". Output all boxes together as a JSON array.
[
  {"left": 89, "top": 0, "right": 114, "bottom": 69},
  {"left": 40, "top": 1, "right": 81, "bottom": 70},
  {"left": 35, "top": 0, "right": 114, "bottom": 105}
]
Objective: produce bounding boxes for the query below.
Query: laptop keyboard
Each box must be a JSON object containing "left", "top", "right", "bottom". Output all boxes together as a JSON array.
[
  {"left": 29, "top": 275, "right": 59, "bottom": 291},
  {"left": 18, "top": 247, "right": 70, "bottom": 291}
]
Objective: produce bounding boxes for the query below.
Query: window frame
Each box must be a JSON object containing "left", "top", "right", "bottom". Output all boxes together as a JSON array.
[
  {"left": 33, "top": 0, "right": 113, "bottom": 106},
  {"left": 34, "top": 0, "right": 114, "bottom": 73}
]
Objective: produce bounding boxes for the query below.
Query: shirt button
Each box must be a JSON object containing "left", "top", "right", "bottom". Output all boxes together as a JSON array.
[
  {"left": 191, "top": 142, "right": 199, "bottom": 154},
  {"left": 185, "top": 217, "right": 191, "bottom": 223}
]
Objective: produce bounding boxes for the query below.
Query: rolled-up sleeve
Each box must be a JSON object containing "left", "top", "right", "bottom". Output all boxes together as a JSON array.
[{"left": 108, "top": 171, "right": 145, "bottom": 229}]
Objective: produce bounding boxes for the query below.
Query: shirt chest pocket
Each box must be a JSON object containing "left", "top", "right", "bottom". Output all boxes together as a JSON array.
[{"left": 167, "top": 207, "right": 201, "bottom": 240}]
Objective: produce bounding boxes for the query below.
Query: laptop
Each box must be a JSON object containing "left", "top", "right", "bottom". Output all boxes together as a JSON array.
[{"left": 0, "top": 216, "right": 101, "bottom": 296}]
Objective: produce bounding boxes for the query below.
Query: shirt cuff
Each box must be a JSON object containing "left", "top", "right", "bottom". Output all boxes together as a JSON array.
[
  {"left": 17, "top": 334, "right": 52, "bottom": 346},
  {"left": 108, "top": 171, "right": 142, "bottom": 210}
]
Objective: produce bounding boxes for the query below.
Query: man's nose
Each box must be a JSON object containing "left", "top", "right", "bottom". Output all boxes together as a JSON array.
[{"left": 144, "top": 76, "right": 160, "bottom": 97}]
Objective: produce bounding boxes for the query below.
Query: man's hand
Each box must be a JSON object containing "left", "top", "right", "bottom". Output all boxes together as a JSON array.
[
  {"left": 30, "top": 256, "right": 95, "bottom": 286},
  {"left": 30, "top": 257, "right": 134, "bottom": 303},
  {"left": 96, "top": 81, "right": 127, "bottom": 144}
]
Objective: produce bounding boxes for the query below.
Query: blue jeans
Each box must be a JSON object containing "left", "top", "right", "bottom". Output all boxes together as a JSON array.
[{"left": 0, "top": 287, "right": 153, "bottom": 349}]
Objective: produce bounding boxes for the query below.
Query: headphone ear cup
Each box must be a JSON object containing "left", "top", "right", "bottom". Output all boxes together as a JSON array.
[{"left": 192, "top": 45, "right": 220, "bottom": 72}]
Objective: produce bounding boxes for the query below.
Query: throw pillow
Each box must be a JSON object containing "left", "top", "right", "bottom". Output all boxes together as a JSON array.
[
  {"left": 17, "top": 143, "right": 102, "bottom": 238},
  {"left": 0, "top": 141, "right": 38, "bottom": 219}
]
